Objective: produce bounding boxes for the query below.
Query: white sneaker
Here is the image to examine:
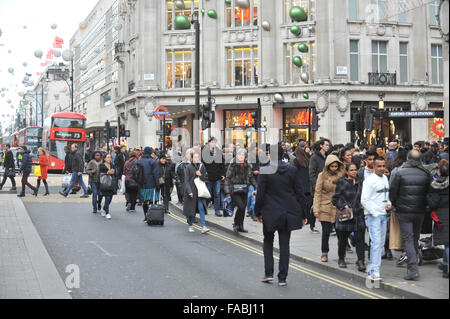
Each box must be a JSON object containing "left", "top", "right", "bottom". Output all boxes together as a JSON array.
[
  {"left": 188, "top": 226, "right": 195, "bottom": 233},
  {"left": 101, "top": 211, "right": 106, "bottom": 217},
  {"left": 106, "top": 214, "right": 111, "bottom": 220},
  {"left": 201, "top": 227, "right": 210, "bottom": 234}
]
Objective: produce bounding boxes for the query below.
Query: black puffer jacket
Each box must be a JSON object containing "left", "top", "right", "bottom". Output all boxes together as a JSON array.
[
  {"left": 224, "top": 161, "right": 257, "bottom": 195},
  {"left": 3, "top": 150, "right": 15, "bottom": 170},
  {"left": 71, "top": 151, "right": 84, "bottom": 173},
  {"left": 202, "top": 146, "right": 225, "bottom": 182},
  {"left": 426, "top": 175, "right": 449, "bottom": 246},
  {"left": 389, "top": 160, "right": 431, "bottom": 214}
]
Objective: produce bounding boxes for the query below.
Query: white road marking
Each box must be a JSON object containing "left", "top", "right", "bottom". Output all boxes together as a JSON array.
[{"left": 89, "top": 241, "right": 117, "bottom": 257}]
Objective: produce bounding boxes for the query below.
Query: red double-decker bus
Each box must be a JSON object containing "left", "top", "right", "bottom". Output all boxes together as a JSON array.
[
  {"left": 10, "top": 132, "right": 19, "bottom": 148},
  {"left": 43, "top": 112, "right": 86, "bottom": 172},
  {"left": 18, "top": 126, "right": 43, "bottom": 162}
]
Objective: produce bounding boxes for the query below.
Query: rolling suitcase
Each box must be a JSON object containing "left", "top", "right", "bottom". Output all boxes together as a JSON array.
[{"left": 146, "top": 190, "right": 165, "bottom": 226}]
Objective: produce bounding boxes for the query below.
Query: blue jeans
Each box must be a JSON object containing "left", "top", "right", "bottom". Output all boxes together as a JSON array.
[
  {"left": 365, "top": 214, "right": 387, "bottom": 275},
  {"left": 90, "top": 182, "right": 103, "bottom": 212},
  {"left": 186, "top": 199, "right": 207, "bottom": 228},
  {"left": 207, "top": 180, "right": 223, "bottom": 214},
  {"left": 103, "top": 195, "right": 113, "bottom": 214},
  {"left": 246, "top": 185, "right": 256, "bottom": 216},
  {"left": 444, "top": 245, "right": 449, "bottom": 266},
  {"left": 64, "top": 172, "right": 88, "bottom": 196}
]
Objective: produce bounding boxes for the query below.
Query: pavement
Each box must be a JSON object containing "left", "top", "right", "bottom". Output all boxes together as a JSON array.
[
  {"left": 169, "top": 192, "right": 449, "bottom": 300},
  {"left": 0, "top": 192, "right": 71, "bottom": 299},
  {"left": 0, "top": 173, "right": 447, "bottom": 299}
]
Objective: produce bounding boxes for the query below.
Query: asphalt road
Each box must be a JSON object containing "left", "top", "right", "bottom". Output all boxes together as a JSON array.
[{"left": 22, "top": 193, "right": 400, "bottom": 300}]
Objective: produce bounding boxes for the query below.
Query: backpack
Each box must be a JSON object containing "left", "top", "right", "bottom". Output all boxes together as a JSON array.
[{"left": 132, "top": 159, "right": 145, "bottom": 186}]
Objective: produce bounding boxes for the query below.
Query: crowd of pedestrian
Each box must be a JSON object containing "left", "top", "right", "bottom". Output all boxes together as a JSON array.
[{"left": 1, "top": 136, "right": 448, "bottom": 284}]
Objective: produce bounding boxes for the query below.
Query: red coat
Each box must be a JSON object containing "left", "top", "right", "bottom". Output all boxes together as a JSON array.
[{"left": 38, "top": 155, "right": 48, "bottom": 180}]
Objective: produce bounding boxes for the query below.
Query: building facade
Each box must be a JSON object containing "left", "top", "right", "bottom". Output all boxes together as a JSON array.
[
  {"left": 71, "top": 0, "right": 120, "bottom": 150},
  {"left": 110, "top": 0, "right": 445, "bottom": 149}
]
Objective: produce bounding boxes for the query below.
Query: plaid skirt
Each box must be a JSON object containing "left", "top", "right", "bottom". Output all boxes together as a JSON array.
[{"left": 140, "top": 188, "right": 160, "bottom": 202}]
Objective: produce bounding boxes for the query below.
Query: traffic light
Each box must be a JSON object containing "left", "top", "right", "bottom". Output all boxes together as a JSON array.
[
  {"left": 202, "top": 88, "right": 215, "bottom": 131},
  {"left": 119, "top": 124, "right": 126, "bottom": 138},
  {"left": 353, "top": 112, "right": 361, "bottom": 131},
  {"left": 103, "top": 120, "right": 110, "bottom": 139},
  {"left": 364, "top": 106, "right": 376, "bottom": 132},
  {"left": 250, "top": 98, "right": 262, "bottom": 131},
  {"left": 311, "top": 109, "right": 320, "bottom": 131},
  {"left": 109, "top": 127, "right": 116, "bottom": 138},
  {"left": 164, "top": 123, "right": 172, "bottom": 136}
]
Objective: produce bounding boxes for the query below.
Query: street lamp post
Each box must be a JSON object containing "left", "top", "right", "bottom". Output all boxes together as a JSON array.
[
  {"left": 192, "top": 11, "right": 200, "bottom": 145},
  {"left": 378, "top": 93, "right": 385, "bottom": 148}
]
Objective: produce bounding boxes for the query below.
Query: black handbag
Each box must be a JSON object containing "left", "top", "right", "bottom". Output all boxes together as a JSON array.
[
  {"left": 6, "top": 169, "right": 16, "bottom": 178},
  {"left": 127, "top": 178, "right": 139, "bottom": 191},
  {"left": 233, "top": 184, "right": 248, "bottom": 194}
]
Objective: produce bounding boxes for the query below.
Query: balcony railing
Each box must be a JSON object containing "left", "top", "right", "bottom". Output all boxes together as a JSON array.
[{"left": 368, "top": 72, "right": 397, "bottom": 86}]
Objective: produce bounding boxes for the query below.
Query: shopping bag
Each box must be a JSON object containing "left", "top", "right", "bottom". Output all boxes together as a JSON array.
[
  {"left": 34, "top": 165, "right": 41, "bottom": 177},
  {"left": 62, "top": 174, "right": 71, "bottom": 188},
  {"left": 389, "top": 212, "right": 404, "bottom": 250},
  {"left": 194, "top": 177, "right": 211, "bottom": 199},
  {"left": 120, "top": 175, "right": 126, "bottom": 194}
]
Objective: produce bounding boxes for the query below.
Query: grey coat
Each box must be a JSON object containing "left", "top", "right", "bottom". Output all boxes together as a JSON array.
[
  {"left": 182, "top": 163, "right": 209, "bottom": 218},
  {"left": 86, "top": 160, "right": 101, "bottom": 184}
]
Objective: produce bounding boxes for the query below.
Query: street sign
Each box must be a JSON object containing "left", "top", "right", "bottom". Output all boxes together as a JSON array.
[
  {"left": 154, "top": 106, "right": 169, "bottom": 120},
  {"left": 387, "top": 111, "right": 444, "bottom": 118}
]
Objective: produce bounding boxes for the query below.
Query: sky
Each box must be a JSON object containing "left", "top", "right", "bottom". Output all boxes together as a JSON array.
[{"left": 0, "top": 0, "right": 97, "bottom": 133}]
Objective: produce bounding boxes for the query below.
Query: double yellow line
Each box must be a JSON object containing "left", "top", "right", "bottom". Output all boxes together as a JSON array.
[{"left": 168, "top": 212, "right": 389, "bottom": 300}]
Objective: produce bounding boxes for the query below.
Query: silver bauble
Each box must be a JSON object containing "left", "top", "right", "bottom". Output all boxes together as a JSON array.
[
  {"left": 34, "top": 50, "right": 43, "bottom": 59},
  {"left": 262, "top": 21, "right": 270, "bottom": 31},
  {"left": 54, "top": 50, "right": 61, "bottom": 58},
  {"left": 62, "top": 50, "right": 74, "bottom": 61},
  {"left": 274, "top": 93, "right": 284, "bottom": 103},
  {"left": 236, "top": 0, "right": 250, "bottom": 8},
  {"left": 301, "top": 72, "right": 309, "bottom": 83},
  {"left": 175, "top": 0, "right": 185, "bottom": 10}
]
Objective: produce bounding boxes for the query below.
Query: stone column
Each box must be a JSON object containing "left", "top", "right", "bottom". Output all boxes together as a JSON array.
[
  {"left": 202, "top": 0, "right": 219, "bottom": 87},
  {"left": 139, "top": 0, "right": 159, "bottom": 90},
  {"left": 315, "top": 0, "right": 331, "bottom": 82},
  {"left": 444, "top": 41, "right": 449, "bottom": 137},
  {"left": 260, "top": 0, "right": 277, "bottom": 85}
]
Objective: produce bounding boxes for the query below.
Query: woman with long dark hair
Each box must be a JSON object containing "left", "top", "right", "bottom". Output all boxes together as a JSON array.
[{"left": 332, "top": 163, "right": 366, "bottom": 271}]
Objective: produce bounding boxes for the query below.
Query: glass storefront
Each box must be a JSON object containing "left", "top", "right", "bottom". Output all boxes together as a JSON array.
[
  {"left": 224, "top": 110, "right": 258, "bottom": 147},
  {"left": 283, "top": 108, "right": 317, "bottom": 147}
]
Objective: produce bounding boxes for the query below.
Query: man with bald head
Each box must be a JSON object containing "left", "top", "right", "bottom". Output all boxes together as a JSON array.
[{"left": 389, "top": 150, "right": 431, "bottom": 281}]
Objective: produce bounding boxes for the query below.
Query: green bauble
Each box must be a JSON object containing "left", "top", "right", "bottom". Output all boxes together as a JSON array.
[
  {"left": 289, "top": 6, "right": 307, "bottom": 22},
  {"left": 303, "top": 93, "right": 309, "bottom": 99},
  {"left": 207, "top": 9, "right": 217, "bottom": 19},
  {"left": 201, "top": 8, "right": 206, "bottom": 14},
  {"left": 174, "top": 15, "right": 190, "bottom": 30},
  {"left": 290, "top": 25, "right": 301, "bottom": 36},
  {"left": 225, "top": 0, "right": 232, "bottom": 5},
  {"left": 293, "top": 56, "right": 303, "bottom": 68},
  {"left": 298, "top": 43, "right": 309, "bottom": 53}
]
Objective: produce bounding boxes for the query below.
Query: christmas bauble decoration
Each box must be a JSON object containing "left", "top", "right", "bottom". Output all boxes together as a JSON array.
[
  {"left": 301, "top": 72, "right": 309, "bottom": 83},
  {"left": 274, "top": 93, "right": 284, "bottom": 103},
  {"left": 207, "top": 9, "right": 217, "bottom": 19},
  {"left": 175, "top": 0, "right": 185, "bottom": 10},
  {"left": 54, "top": 50, "right": 61, "bottom": 58},
  {"left": 34, "top": 49, "right": 43, "bottom": 59},
  {"left": 293, "top": 56, "right": 302, "bottom": 68},
  {"left": 290, "top": 25, "right": 301, "bottom": 36},
  {"left": 80, "top": 64, "right": 88, "bottom": 71},
  {"left": 303, "top": 93, "right": 309, "bottom": 99},
  {"left": 114, "top": 23, "right": 122, "bottom": 31},
  {"left": 201, "top": 8, "right": 205, "bottom": 14},
  {"left": 23, "top": 62, "right": 28, "bottom": 67},
  {"left": 62, "top": 50, "right": 74, "bottom": 61},
  {"left": 289, "top": 6, "right": 307, "bottom": 22},
  {"left": 298, "top": 43, "right": 309, "bottom": 53},
  {"left": 8, "top": 68, "right": 14, "bottom": 74},
  {"left": 262, "top": 21, "right": 271, "bottom": 31},
  {"left": 236, "top": 0, "right": 250, "bottom": 8},
  {"left": 79, "top": 22, "right": 87, "bottom": 30},
  {"left": 51, "top": 24, "right": 57, "bottom": 30},
  {"left": 225, "top": 0, "right": 232, "bottom": 5},
  {"left": 175, "top": 15, "right": 191, "bottom": 29}
]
